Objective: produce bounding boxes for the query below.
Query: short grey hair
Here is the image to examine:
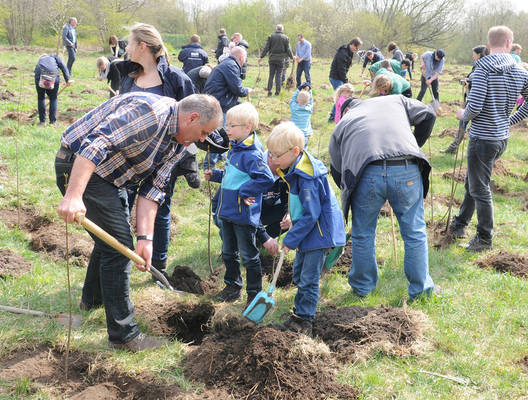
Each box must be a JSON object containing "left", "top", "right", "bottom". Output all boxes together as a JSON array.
[
  {"left": 69, "top": 17, "right": 77, "bottom": 24},
  {"left": 179, "top": 94, "right": 222, "bottom": 125},
  {"left": 276, "top": 24, "right": 284, "bottom": 32}
]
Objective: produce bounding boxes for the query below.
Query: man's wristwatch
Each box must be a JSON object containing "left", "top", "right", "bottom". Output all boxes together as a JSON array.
[{"left": 136, "top": 235, "right": 153, "bottom": 241}]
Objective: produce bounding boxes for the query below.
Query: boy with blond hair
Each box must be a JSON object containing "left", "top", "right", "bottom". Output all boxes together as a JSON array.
[
  {"left": 289, "top": 83, "right": 313, "bottom": 144},
  {"left": 205, "top": 102, "right": 274, "bottom": 305},
  {"left": 267, "top": 122, "right": 345, "bottom": 336}
]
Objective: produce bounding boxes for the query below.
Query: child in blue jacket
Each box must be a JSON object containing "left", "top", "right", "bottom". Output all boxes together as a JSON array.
[
  {"left": 289, "top": 83, "right": 313, "bottom": 145},
  {"left": 205, "top": 102, "right": 274, "bottom": 306},
  {"left": 266, "top": 122, "right": 346, "bottom": 336}
]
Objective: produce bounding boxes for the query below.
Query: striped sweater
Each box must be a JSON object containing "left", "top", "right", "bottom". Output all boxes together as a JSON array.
[{"left": 461, "top": 53, "right": 528, "bottom": 140}]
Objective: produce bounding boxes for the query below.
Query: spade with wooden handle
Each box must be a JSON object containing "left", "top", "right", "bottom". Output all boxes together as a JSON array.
[
  {"left": 74, "top": 213, "right": 183, "bottom": 294},
  {"left": 0, "top": 304, "right": 82, "bottom": 328}
]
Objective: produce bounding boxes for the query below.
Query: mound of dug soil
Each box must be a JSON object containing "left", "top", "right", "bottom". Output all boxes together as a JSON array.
[
  {"left": 0, "top": 207, "right": 92, "bottom": 266},
  {"left": 184, "top": 317, "right": 359, "bottom": 400},
  {"left": 261, "top": 254, "right": 293, "bottom": 287},
  {"left": 313, "top": 305, "right": 426, "bottom": 362},
  {"left": 0, "top": 248, "right": 32, "bottom": 278},
  {"left": 475, "top": 251, "right": 528, "bottom": 278},
  {"left": 427, "top": 220, "right": 456, "bottom": 249},
  {"left": 442, "top": 167, "right": 466, "bottom": 183},
  {"left": 0, "top": 345, "right": 185, "bottom": 399},
  {"left": 167, "top": 265, "right": 221, "bottom": 295},
  {"left": 437, "top": 128, "right": 457, "bottom": 138}
]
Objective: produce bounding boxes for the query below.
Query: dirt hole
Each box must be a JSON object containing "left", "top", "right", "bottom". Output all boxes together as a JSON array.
[
  {"left": 260, "top": 253, "right": 293, "bottom": 287},
  {"left": 184, "top": 317, "right": 360, "bottom": 399},
  {"left": 0, "top": 248, "right": 32, "bottom": 278},
  {"left": 313, "top": 305, "right": 427, "bottom": 362},
  {"left": 427, "top": 220, "right": 456, "bottom": 249},
  {"left": 475, "top": 251, "right": 528, "bottom": 278},
  {"left": 0, "top": 344, "right": 185, "bottom": 399}
]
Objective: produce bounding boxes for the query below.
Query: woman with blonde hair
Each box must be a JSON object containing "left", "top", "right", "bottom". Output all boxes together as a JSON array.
[
  {"left": 116, "top": 23, "right": 199, "bottom": 278},
  {"left": 369, "top": 74, "right": 392, "bottom": 97}
]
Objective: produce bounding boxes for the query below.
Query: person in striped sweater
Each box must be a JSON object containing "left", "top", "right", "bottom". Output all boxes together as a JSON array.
[{"left": 449, "top": 26, "right": 528, "bottom": 252}]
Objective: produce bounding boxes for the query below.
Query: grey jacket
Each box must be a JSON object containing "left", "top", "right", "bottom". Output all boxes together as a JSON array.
[{"left": 329, "top": 95, "right": 435, "bottom": 221}]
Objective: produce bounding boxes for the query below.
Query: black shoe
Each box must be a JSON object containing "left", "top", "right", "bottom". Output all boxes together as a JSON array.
[
  {"left": 184, "top": 171, "right": 201, "bottom": 189},
  {"left": 448, "top": 220, "right": 466, "bottom": 238},
  {"left": 462, "top": 234, "right": 492, "bottom": 252},
  {"left": 109, "top": 333, "right": 165, "bottom": 352},
  {"left": 245, "top": 292, "right": 257, "bottom": 308},
  {"left": 277, "top": 314, "right": 312, "bottom": 337},
  {"left": 151, "top": 259, "right": 169, "bottom": 282},
  {"left": 216, "top": 285, "right": 241, "bottom": 302},
  {"left": 274, "top": 92, "right": 280, "bottom": 96},
  {"left": 267, "top": 92, "right": 272, "bottom": 97}
]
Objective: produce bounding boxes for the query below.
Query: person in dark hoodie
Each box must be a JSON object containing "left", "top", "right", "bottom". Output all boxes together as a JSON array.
[
  {"left": 116, "top": 23, "right": 201, "bottom": 277},
  {"left": 34, "top": 54, "right": 70, "bottom": 125},
  {"left": 449, "top": 25, "right": 528, "bottom": 252},
  {"left": 328, "top": 37, "right": 363, "bottom": 121},
  {"left": 178, "top": 34, "right": 209, "bottom": 74},
  {"left": 329, "top": 95, "right": 437, "bottom": 300},
  {"left": 215, "top": 28, "right": 229, "bottom": 61},
  {"left": 231, "top": 32, "right": 249, "bottom": 79},
  {"left": 259, "top": 24, "right": 293, "bottom": 96}
]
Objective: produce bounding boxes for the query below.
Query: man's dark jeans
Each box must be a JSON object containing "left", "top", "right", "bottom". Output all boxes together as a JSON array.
[
  {"left": 35, "top": 78, "right": 59, "bottom": 123},
  {"left": 55, "top": 147, "right": 140, "bottom": 344},
  {"left": 268, "top": 61, "right": 284, "bottom": 94},
  {"left": 453, "top": 137, "right": 508, "bottom": 241},
  {"left": 220, "top": 219, "right": 262, "bottom": 296},
  {"left": 416, "top": 76, "right": 439, "bottom": 101},
  {"left": 296, "top": 60, "right": 311, "bottom": 87},
  {"left": 66, "top": 46, "right": 76, "bottom": 74}
]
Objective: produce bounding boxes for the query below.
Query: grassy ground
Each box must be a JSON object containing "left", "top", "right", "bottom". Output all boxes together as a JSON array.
[{"left": 0, "top": 47, "right": 528, "bottom": 399}]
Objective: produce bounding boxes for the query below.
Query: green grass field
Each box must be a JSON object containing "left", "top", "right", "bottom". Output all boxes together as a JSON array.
[{"left": 0, "top": 47, "right": 528, "bottom": 399}]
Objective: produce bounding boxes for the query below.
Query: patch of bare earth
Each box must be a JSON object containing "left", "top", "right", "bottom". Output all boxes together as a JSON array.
[
  {"left": 261, "top": 253, "right": 293, "bottom": 287},
  {"left": 167, "top": 265, "right": 221, "bottom": 295},
  {"left": 0, "top": 207, "right": 92, "bottom": 266},
  {"left": 184, "top": 317, "right": 360, "bottom": 400},
  {"left": 0, "top": 248, "right": 32, "bottom": 278},
  {"left": 475, "top": 251, "right": 528, "bottom": 278}
]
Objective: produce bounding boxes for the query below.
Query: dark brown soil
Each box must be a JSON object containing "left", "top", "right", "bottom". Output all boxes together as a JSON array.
[
  {"left": 330, "top": 240, "right": 383, "bottom": 275},
  {"left": 0, "top": 89, "right": 15, "bottom": 101},
  {"left": 0, "top": 344, "right": 185, "bottom": 399},
  {"left": 0, "top": 248, "right": 32, "bottom": 278},
  {"left": 436, "top": 128, "right": 457, "bottom": 138},
  {"left": 493, "top": 159, "right": 521, "bottom": 178},
  {"left": 261, "top": 253, "right": 293, "bottom": 287},
  {"left": 442, "top": 167, "right": 466, "bottom": 183},
  {"left": 2, "top": 110, "right": 37, "bottom": 124},
  {"left": 427, "top": 220, "right": 456, "bottom": 249},
  {"left": 135, "top": 297, "right": 216, "bottom": 345},
  {"left": 168, "top": 265, "right": 221, "bottom": 295},
  {"left": 0, "top": 207, "right": 92, "bottom": 266},
  {"left": 313, "top": 305, "right": 426, "bottom": 362},
  {"left": 184, "top": 317, "right": 359, "bottom": 400},
  {"left": 475, "top": 251, "right": 528, "bottom": 278}
]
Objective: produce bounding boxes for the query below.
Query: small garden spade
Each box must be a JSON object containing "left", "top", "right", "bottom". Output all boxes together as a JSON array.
[{"left": 243, "top": 250, "right": 284, "bottom": 324}]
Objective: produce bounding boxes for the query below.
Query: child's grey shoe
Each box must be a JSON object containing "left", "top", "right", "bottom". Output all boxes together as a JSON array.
[{"left": 216, "top": 284, "right": 241, "bottom": 302}]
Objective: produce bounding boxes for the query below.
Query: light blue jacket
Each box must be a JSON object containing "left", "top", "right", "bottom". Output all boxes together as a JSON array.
[
  {"left": 211, "top": 132, "right": 274, "bottom": 227},
  {"left": 289, "top": 89, "right": 313, "bottom": 137},
  {"left": 279, "top": 151, "right": 345, "bottom": 251}
]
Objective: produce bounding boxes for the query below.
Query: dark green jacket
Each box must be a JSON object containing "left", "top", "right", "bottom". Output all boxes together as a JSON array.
[{"left": 260, "top": 31, "right": 293, "bottom": 64}]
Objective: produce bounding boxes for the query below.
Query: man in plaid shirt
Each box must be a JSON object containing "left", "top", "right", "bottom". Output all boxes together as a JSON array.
[{"left": 55, "top": 92, "right": 222, "bottom": 351}]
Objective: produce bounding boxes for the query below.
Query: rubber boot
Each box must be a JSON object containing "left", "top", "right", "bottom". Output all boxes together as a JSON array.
[{"left": 440, "top": 125, "right": 465, "bottom": 154}]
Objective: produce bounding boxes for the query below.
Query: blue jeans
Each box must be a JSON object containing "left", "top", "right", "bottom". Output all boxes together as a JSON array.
[
  {"left": 292, "top": 248, "right": 328, "bottom": 322},
  {"left": 296, "top": 60, "right": 311, "bottom": 87},
  {"left": 453, "top": 137, "right": 508, "bottom": 241},
  {"left": 348, "top": 162, "right": 434, "bottom": 299},
  {"left": 66, "top": 46, "right": 76, "bottom": 74},
  {"left": 35, "top": 78, "right": 59, "bottom": 123},
  {"left": 329, "top": 78, "right": 344, "bottom": 120},
  {"left": 221, "top": 220, "right": 262, "bottom": 295},
  {"left": 417, "top": 76, "right": 439, "bottom": 101},
  {"left": 55, "top": 147, "right": 140, "bottom": 344}
]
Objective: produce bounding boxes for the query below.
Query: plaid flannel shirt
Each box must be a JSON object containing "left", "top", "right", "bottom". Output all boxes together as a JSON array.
[{"left": 61, "top": 92, "right": 185, "bottom": 204}]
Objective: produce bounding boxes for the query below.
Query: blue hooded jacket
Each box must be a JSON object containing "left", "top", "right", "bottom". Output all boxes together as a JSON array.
[
  {"left": 204, "top": 56, "right": 248, "bottom": 112},
  {"left": 178, "top": 43, "right": 209, "bottom": 73},
  {"left": 211, "top": 131, "right": 274, "bottom": 227},
  {"left": 279, "top": 151, "right": 346, "bottom": 251}
]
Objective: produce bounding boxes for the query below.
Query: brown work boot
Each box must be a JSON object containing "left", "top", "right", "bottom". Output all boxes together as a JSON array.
[
  {"left": 109, "top": 333, "right": 165, "bottom": 352},
  {"left": 277, "top": 314, "right": 313, "bottom": 337}
]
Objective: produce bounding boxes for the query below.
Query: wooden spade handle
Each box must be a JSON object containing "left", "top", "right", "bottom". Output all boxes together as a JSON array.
[
  {"left": 270, "top": 250, "right": 285, "bottom": 289},
  {"left": 75, "top": 213, "right": 145, "bottom": 265},
  {"left": 0, "top": 304, "right": 50, "bottom": 318}
]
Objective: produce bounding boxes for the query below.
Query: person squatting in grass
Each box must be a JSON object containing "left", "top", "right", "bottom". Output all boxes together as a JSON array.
[
  {"left": 115, "top": 23, "right": 201, "bottom": 278},
  {"left": 368, "top": 64, "right": 412, "bottom": 98},
  {"left": 289, "top": 82, "right": 314, "bottom": 145},
  {"left": 333, "top": 83, "right": 355, "bottom": 124},
  {"left": 267, "top": 122, "right": 346, "bottom": 337},
  {"left": 109, "top": 35, "right": 128, "bottom": 59},
  {"left": 329, "top": 95, "right": 437, "bottom": 300},
  {"left": 204, "top": 102, "right": 275, "bottom": 307},
  {"left": 34, "top": 54, "right": 70, "bottom": 125},
  {"left": 369, "top": 58, "right": 410, "bottom": 78},
  {"left": 449, "top": 25, "right": 528, "bottom": 252},
  {"left": 55, "top": 92, "right": 222, "bottom": 352},
  {"left": 441, "top": 45, "right": 490, "bottom": 154},
  {"left": 96, "top": 56, "right": 121, "bottom": 98}
]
